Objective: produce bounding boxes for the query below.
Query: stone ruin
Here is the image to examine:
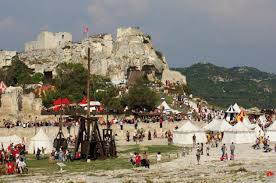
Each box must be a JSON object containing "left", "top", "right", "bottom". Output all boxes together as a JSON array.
[
  {"left": 0, "top": 50, "right": 17, "bottom": 69},
  {"left": 0, "top": 87, "right": 42, "bottom": 122},
  {"left": 18, "top": 27, "right": 186, "bottom": 85}
]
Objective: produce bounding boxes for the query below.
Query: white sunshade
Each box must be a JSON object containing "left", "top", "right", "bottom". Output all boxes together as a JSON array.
[{"left": 203, "top": 119, "right": 233, "bottom": 132}]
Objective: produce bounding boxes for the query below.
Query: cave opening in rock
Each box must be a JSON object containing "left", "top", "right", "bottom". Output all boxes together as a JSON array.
[
  {"left": 126, "top": 66, "right": 139, "bottom": 79},
  {"left": 141, "top": 65, "right": 162, "bottom": 81},
  {"left": 44, "top": 71, "right": 53, "bottom": 83}
]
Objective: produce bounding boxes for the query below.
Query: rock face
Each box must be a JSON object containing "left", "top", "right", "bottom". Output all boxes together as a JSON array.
[
  {"left": 19, "top": 27, "right": 185, "bottom": 84},
  {"left": 162, "top": 69, "right": 187, "bottom": 85}
]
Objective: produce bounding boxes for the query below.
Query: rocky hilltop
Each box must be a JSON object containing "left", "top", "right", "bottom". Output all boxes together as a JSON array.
[{"left": 19, "top": 27, "right": 186, "bottom": 84}]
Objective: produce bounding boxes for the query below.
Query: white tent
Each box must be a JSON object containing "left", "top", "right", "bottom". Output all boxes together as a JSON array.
[
  {"left": 233, "top": 103, "right": 241, "bottom": 113},
  {"left": 266, "top": 121, "right": 276, "bottom": 142},
  {"left": 226, "top": 105, "right": 237, "bottom": 113},
  {"left": 0, "top": 135, "right": 22, "bottom": 149},
  {"left": 238, "top": 116, "right": 264, "bottom": 137},
  {"left": 203, "top": 119, "right": 232, "bottom": 132},
  {"left": 28, "top": 128, "right": 53, "bottom": 154},
  {"left": 242, "top": 116, "right": 256, "bottom": 129},
  {"left": 173, "top": 121, "right": 207, "bottom": 145},
  {"left": 158, "top": 101, "right": 172, "bottom": 112},
  {"left": 222, "top": 122, "right": 255, "bottom": 144}
]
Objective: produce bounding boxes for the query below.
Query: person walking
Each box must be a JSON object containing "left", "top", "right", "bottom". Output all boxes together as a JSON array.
[
  {"left": 134, "top": 119, "right": 138, "bottom": 130},
  {"left": 192, "top": 134, "right": 196, "bottom": 148},
  {"left": 221, "top": 144, "right": 226, "bottom": 161},
  {"left": 148, "top": 130, "right": 152, "bottom": 140},
  {"left": 230, "top": 142, "right": 235, "bottom": 160},
  {"left": 206, "top": 143, "right": 210, "bottom": 156},
  {"left": 196, "top": 144, "right": 201, "bottom": 165},
  {"left": 126, "top": 131, "right": 130, "bottom": 142},
  {"left": 159, "top": 118, "right": 163, "bottom": 129}
]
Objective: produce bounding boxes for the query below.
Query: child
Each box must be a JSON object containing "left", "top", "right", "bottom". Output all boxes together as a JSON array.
[
  {"left": 156, "top": 152, "right": 162, "bottom": 169},
  {"left": 135, "top": 153, "right": 141, "bottom": 167},
  {"left": 196, "top": 146, "right": 201, "bottom": 165}
]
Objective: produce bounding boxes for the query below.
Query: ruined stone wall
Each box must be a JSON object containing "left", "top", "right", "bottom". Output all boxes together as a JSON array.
[
  {"left": 0, "top": 87, "right": 42, "bottom": 121},
  {"left": 0, "top": 87, "right": 23, "bottom": 118},
  {"left": 24, "top": 31, "right": 72, "bottom": 52},
  {"left": 0, "top": 50, "right": 16, "bottom": 68},
  {"left": 22, "top": 93, "right": 42, "bottom": 117}
]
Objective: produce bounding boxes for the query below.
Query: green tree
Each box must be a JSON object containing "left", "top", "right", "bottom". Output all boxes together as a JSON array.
[
  {"left": 124, "top": 78, "right": 159, "bottom": 111},
  {"left": 54, "top": 63, "right": 87, "bottom": 102},
  {"left": 108, "top": 97, "right": 124, "bottom": 113},
  {"left": 31, "top": 72, "right": 45, "bottom": 84},
  {"left": 42, "top": 90, "right": 59, "bottom": 108},
  {"left": 0, "top": 56, "right": 33, "bottom": 86}
]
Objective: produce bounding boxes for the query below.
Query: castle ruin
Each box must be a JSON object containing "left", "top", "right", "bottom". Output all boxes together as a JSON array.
[
  {"left": 24, "top": 31, "right": 72, "bottom": 52},
  {"left": 19, "top": 27, "right": 186, "bottom": 85}
]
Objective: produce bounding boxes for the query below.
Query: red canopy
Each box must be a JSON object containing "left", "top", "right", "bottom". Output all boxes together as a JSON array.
[
  {"left": 53, "top": 98, "right": 71, "bottom": 112},
  {"left": 53, "top": 98, "right": 71, "bottom": 106},
  {"left": 79, "top": 97, "right": 87, "bottom": 105}
]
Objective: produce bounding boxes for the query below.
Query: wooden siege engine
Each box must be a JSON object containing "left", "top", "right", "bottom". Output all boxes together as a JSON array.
[{"left": 74, "top": 116, "right": 117, "bottom": 160}]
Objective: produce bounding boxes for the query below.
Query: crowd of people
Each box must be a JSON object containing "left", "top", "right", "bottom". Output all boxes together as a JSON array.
[{"left": 0, "top": 143, "right": 27, "bottom": 175}]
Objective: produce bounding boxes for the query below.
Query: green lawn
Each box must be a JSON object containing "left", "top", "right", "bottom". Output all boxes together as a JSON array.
[{"left": 25, "top": 145, "right": 181, "bottom": 175}]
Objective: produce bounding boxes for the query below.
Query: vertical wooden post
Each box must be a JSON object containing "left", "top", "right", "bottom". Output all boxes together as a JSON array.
[{"left": 87, "top": 48, "right": 91, "bottom": 141}]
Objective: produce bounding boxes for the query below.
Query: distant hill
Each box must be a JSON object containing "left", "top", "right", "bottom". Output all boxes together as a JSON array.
[{"left": 176, "top": 63, "right": 276, "bottom": 109}]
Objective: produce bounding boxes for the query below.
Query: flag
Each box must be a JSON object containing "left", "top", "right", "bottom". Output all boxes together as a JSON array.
[{"left": 83, "top": 26, "right": 89, "bottom": 33}]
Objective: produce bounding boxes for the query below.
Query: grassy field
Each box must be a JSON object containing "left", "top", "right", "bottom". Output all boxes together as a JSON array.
[{"left": 24, "top": 145, "right": 182, "bottom": 175}]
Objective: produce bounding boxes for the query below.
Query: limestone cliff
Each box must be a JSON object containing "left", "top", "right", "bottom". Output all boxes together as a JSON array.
[{"left": 19, "top": 27, "right": 185, "bottom": 84}]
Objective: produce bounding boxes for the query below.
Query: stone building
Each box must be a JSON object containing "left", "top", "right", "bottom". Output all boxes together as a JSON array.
[
  {"left": 0, "top": 50, "right": 17, "bottom": 68},
  {"left": 24, "top": 31, "right": 72, "bottom": 52}
]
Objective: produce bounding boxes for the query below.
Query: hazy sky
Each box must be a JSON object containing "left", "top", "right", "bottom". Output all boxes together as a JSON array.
[{"left": 1, "top": 0, "right": 276, "bottom": 73}]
